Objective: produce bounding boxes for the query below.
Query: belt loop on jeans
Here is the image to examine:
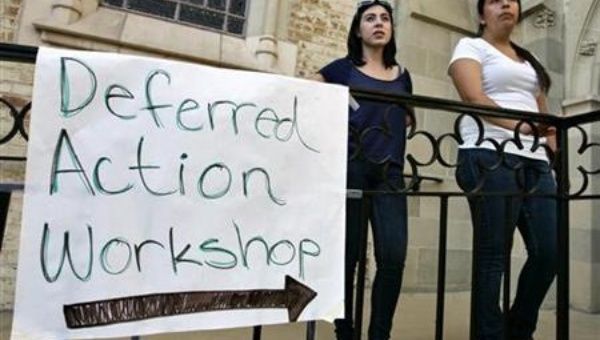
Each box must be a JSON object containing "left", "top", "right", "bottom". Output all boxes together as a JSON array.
[{"left": 347, "top": 189, "right": 363, "bottom": 199}]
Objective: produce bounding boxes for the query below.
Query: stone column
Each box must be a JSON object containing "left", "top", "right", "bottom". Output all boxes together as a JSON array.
[
  {"left": 255, "top": 0, "right": 279, "bottom": 69},
  {"left": 50, "top": 0, "right": 83, "bottom": 24}
]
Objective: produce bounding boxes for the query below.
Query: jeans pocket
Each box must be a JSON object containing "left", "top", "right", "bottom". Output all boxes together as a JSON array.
[{"left": 456, "top": 150, "right": 480, "bottom": 192}]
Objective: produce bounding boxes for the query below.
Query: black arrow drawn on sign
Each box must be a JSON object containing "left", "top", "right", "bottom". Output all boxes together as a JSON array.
[{"left": 63, "top": 275, "right": 317, "bottom": 329}]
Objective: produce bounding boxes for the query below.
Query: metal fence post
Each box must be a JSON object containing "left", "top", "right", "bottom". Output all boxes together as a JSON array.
[
  {"left": 435, "top": 195, "right": 449, "bottom": 340},
  {"left": 253, "top": 325, "right": 262, "bottom": 340},
  {"left": 470, "top": 197, "right": 482, "bottom": 340},
  {"left": 0, "top": 191, "right": 10, "bottom": 253},
  {"left": 353, "top": 192, "right": 371, "bottom": 340},
  {"left": 555, "top": 124, "right": 570, "bottom": 340},
  {"left": 306, "top": 320, "right": 316, "bottom": 340},
  {"left": 503, "top": 196, "right": 514, "bottom": 340}
]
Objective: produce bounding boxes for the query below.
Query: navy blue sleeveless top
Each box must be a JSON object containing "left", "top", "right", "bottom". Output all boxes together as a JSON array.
[{"left": 319, "top": 58, "right": 412, "bottom": 166}]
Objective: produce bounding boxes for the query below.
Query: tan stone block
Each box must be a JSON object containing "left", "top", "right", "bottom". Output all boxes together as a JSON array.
[
  {"left": 17, "top": 64, "right": 34, "bottom": 83},
  {"left": 275, "top": 40, "right": 299, "bottom": 76},
  {"left": 408, "top": 0, "right": 475, "bottom": 36},
  {"left": 416, "top": 248, "right": 472, "bottom": 291},
  {"left": 120, "top": 14, "right": 221, "bottom": 63},
  {"left": 2, "top": 68, "right": 21, "bottom": 82},
  {"left": 446, "top": 195, "right": 472, "bottom": 221},
  {"left": 571, "top": 261, "right": 600, "bottom": 312},
  {"left": 401, "top": 19, "right": 452, "bottom": 53},
  {"left": 3, "top": 32, "right": 14, "bottom": 43},
  {"left": 446, "top": 219, "right": 473, "bottom": 250},
  {"left": 408, "top": 196, "right": 420, "bottom": 217},
  {"left": 8, "top": 83, "right": 32, "bottom": 97},
  {"left": 416, "top": 196, "right": 439, "bottom": 220},
  {"left": 411, "top": 107, "right": 426, "bottom": 128},
  {"left": 0, "top": 82, "right": 11, "bottom": 93},
  {"left": 426, "top": 50, "right": 451, "bottom": 81},
  {"left": 220, "top": 35, "right": 258, "bottom": 70},
  {"left": 571, "top": 228, "right": 600, "bottom": 263},
  {"left": 411, "top": 75, "right": 451, "bottom": 99},
  {"left": 402, "top": 247, "right": 420, "bottom": 290},
  {"left": 423, "top": 108, "right": 458, "bottom": 136},
  {"left": 400, "top": 44, "right": 428, "bottom": 76},
  {"left": 0, "top": 162, "right": 26, "bottom": 183},
  {"left": 408, "top": 217, "right": 438, "bottom": 248}
]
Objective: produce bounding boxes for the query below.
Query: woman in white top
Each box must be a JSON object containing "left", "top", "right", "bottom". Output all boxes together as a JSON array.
[{"left": 448, "top": 1, "right": 556, "bottom": 339}]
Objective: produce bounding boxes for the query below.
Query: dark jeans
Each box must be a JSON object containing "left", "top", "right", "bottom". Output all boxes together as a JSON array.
[
  {"left": 335, "top": 159, "right": 408, "bottom": 340},
  {"left": 456, "top": 149, "right": 558, "bottom": 340}
]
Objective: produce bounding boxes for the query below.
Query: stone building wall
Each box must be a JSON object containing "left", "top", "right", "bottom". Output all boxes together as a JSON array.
[
  {"left": 0, "top": 0, "right": 30, "bottom": 311},
  {"left": 1, "top": 0, "right": 22, "bottom": 42},
  {"left": 563, "top": 0, "right": 600, "bottom": 313},
  {"left": 0, "top": 0, "right": 30, "bottom": 181},
  {"left": 1, "top": 0, "right": 598, "bottom": 314},
  {"left": 288, "top": 0, "right": 354, "bottom": 78}
]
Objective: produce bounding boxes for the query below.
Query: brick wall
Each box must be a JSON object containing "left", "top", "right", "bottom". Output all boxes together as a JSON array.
[
  {"left": 0, "top": 0, "right": 31, "bottom": 180},
  {"left": 289, "top": 0, "right": 354, "bottom": 78},
  {"left": 0, "top": 0, "right": 22, "bottom": 43}
]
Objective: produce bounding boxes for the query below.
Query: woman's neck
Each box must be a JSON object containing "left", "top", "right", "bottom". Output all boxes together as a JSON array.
[
  {"left": 357, "top": 44, "right": 398, "bottom": 81},
  {"left": 361, "top": 45, "right": 386, "bottom": 68},
  {"left": 482, "top": 30, "right": 512, "bottom": 48}
]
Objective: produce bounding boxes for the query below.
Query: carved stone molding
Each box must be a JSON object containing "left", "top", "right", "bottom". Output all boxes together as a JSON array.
[
  {"left": 579, "top": 41, "right": 598, "bottom": 57},
  {"left": 521, "top": 0, "right": 556, "bottom": 29},
  {"left": 51, "top": 0, "right": 83, "bottom": 23},
  {"left": 532, "top": 8, "right": 556, "bottom": 29}
]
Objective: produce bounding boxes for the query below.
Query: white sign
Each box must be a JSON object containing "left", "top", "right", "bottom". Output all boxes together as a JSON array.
[{"left": 12, "top": 47, "right": 348, "bottom": 339}]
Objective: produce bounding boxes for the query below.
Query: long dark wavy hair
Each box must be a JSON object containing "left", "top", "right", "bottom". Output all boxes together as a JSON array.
[
  {"left": 347, "top": 1, "right": 398, "bottom": 68},
  {"left": 477, "top": 0, "right": 551, "bottom": 93}
]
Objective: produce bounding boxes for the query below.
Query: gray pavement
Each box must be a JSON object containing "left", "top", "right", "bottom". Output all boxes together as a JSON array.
[{"left": 1, "top": 292, "right": 598, "bottom": 339}]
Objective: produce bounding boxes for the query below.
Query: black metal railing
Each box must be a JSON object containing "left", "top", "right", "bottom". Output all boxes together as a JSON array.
[
  {"left": 346, "top": 87, "right": 581, "bottom": 340},
  {"left": 2, "top": 43, "right": 599, "bottom": 340}
]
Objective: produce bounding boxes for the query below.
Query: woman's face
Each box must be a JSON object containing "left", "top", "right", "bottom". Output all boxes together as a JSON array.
[
  {"left": 357, "top": 5, "right": 393, "bottom": 48},
  {"left": 480, "top": 0, "right": 520, "bottom": 35}
]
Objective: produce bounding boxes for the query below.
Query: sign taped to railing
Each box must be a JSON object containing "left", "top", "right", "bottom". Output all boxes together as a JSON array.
[{"left": 12, "top": 47, "right": 348, "bottom": 339}]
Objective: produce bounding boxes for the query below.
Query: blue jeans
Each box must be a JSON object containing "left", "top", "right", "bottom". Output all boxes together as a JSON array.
[
  {"left": 335, "top": 159, "right": 408, "bottom": 340},
  {"left": 456, "top": 149, "right": 558, "bottom": 340}
]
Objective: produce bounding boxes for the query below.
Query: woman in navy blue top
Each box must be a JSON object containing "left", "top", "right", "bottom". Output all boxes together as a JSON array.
[{"left": 314, "top": 1, "right": 412, "bottom": 339}]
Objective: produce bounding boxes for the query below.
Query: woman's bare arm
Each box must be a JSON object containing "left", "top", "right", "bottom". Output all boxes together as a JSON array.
[
  {"left": 536, "top": 92, "right": 557, "bottom": 151},
  {"left": 449, "top": 59, "right": 529, "bottom": 133}
]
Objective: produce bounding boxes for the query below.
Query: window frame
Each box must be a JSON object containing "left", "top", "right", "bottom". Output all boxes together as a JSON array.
[{"left": 101, "top": 0, "right": 249, "bottom": 37}]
